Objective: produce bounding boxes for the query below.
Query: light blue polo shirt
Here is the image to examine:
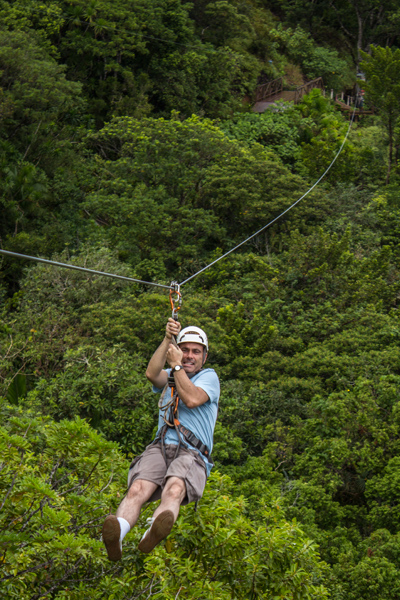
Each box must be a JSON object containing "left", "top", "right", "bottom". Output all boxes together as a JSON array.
[{"left": 153, "top": 368, "right": 220, "bottom": 476}]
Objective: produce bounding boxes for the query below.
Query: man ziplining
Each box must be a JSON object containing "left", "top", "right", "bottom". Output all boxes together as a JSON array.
[{"left": 102, "top": 318, "right": 220, "bottom": 559}]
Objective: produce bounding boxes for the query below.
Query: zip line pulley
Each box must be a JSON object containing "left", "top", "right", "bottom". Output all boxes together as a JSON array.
[{"left": 169, "top": 281, "right": 182, "bottom": 322}]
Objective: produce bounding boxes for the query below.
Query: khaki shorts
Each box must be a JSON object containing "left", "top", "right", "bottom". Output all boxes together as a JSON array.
[{"left": 127, "top": 442, "right": 207, "bottom": 505}]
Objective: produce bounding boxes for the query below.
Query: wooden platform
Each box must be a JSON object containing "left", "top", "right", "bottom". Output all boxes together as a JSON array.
[
  {"left": 253, "top": 91, "right": 296, "bottom": 113},
  {"left": 334, "top": 99, "right": 374, "bottom": 118},
  {"left": 252, "top": 78, "right": 323, "bottom": 113}
]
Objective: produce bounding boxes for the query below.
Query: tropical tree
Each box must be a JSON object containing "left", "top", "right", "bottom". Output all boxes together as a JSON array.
[
  {"left": 269, "top": 0, "right": 400, "bottom": 63},
  {"left": 0, "top": 29, "right": 84, "bottom": 161},
  {"left": 0, "top": 399, "right": 330, "bottom": 599},
  {"left": 360, "top": 45, "right": 400, "bottom": 183}
]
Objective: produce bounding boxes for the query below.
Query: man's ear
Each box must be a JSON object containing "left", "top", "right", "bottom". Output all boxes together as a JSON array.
[{"left": 202, "top": 351, "right": 208, "bottom": 365}]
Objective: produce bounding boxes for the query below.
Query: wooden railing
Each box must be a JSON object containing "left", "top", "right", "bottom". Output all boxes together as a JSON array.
[
  {"left": 255, "top": 77, "right": 283, "bottom": 102},
  {"left": 254, "top": 77, "right": 324, "bottom": 104},
  {"left": 294, "top": 78, "right": 324, "bottom": 104},
  {"left": 334, "top": 93, "right": 375, "bottom": 117}
]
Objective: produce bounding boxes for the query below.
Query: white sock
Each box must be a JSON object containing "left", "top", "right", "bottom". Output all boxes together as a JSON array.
[{"left": 117, "top": 517, "right": 131, "bottom": 542}]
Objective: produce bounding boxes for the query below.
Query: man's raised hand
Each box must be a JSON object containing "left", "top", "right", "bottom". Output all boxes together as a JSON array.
[{"left": 165, "top": 318, "right": 181, "bottom": 340}]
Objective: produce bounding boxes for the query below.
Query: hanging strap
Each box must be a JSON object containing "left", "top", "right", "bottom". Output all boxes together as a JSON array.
[
  {"left": 174, "top": 423, "right": 213, "bottom": 463},
  {"left": 154, "top": 422, "right": 213, "bottom": 466},
  {"left": 155, "top": 383, "right": 213, "bottom": 464}
]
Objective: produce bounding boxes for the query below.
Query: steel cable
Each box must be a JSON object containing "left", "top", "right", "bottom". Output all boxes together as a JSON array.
[
  {"left": 179, "top": 104, "right": 357, "bottom": 287},
  {"left": 1, "top": 104, "right": 358, "bottom": 293},
  {"left": 0, "top": 249, "right": 171, "bottom": 289}
]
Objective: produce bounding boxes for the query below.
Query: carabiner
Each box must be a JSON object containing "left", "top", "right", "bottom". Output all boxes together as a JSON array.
[{"left": 169, "top": 281, "right": 182, "bottom": 322}]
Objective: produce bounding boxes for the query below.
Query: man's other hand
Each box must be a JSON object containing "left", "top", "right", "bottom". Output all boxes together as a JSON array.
[{"left": 166, "top": 343, "right": 183, "bottom": 369}]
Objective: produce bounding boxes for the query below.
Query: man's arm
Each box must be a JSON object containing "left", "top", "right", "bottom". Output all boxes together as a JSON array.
[
  {"left": 165, "top": 344, "right": 209, "bottom": 409},
  {"left": 145, "top": 318, "right": 181, "bottom": 389},
  {"left": 171, "top": 369, "right": 209, "bottom": 408}
]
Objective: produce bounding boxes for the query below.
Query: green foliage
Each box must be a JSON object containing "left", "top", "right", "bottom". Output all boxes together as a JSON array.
[
  {"left": 6, "top": 373, "right": 26, "bottom": 405},
  {"left": 271, "top": 25, "right": 353, "bottom": 90},
  {"left": 295, "top": 90, "right": 356, "bottom": 181},
  {"left": 190, "top": 0, "right": 254, "bottom": 50},
  {"left": 0, "top": 246, "right": 133, "bottom": 390},
  {"left": 0, "top": 28, "right": 84, "bottom": 159},
  {"left": 221, "top": 104, "right": 305, "bottom": 166},
  {"left": 2, "top": 2, "right": 400, "bottom": 596},
  {"left": 270, "top": 0, "right": 400, "bottom": 62},
  {"left": 0, "top": 400, "right": 126, "bottom": 599},
  {"left": 360, "top": 45, "right": 400, "bottom": 182},
  {"left": 81, "top": 114, "right": 324, "bottom": 279},
  {"left": 0, "top": 400, "right": 329, "bottom": 599},
  {"left": 0, "top": 157, "right": 49, "bottom": 241},
  {"left": 331, "top": 536, "right": 400, "bottom": 600},
  {"left": 24, "top": 345, "right": 155, "bottom": 455},
  {"left": 0, "top": 0, "right": 150, "bottom": 122},
  {"left": 221, "top": 89, "right": 356, "bottom": 182},
  {"left": 348, "top": 125, "right": 388, "bottom": 188},
  {"left": 0, "top": 0, "right": 262, "bottom": 122}
]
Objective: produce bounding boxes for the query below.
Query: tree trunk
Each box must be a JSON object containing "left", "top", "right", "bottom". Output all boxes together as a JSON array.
[
  {"left": 350, "top": 0, "right": 364, "bottom": 64},
  {"left": 386, "top": 118, "right": 393, "bottom": 184}
]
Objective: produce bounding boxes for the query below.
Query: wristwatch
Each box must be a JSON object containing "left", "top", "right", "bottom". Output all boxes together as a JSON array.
[{"left": 172, "top": 365, "right": 183, "bottom": 373}]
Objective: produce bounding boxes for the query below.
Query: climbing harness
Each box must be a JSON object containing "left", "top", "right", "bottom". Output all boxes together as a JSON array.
[
  {"left": 157, "top": 372, "right": 212, "bottom": 465},
  {"left": 154, "top": 379, "right": 212, "bottom": 513},
  {"left": 155, "top": 382, "right": 213, "bottom": 464}
]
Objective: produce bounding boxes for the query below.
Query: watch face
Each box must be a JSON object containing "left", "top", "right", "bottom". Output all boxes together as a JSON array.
[{"left": 175, "top": 365, "right": 182, "bottom": 371}]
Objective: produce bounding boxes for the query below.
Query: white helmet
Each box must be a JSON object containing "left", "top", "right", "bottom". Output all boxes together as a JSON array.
[{"left": 177, "top": 326, "right": 208, "bottom": 352}]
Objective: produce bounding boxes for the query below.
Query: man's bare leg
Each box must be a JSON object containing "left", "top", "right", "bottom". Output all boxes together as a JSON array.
[
  {"left": 116, "top": 478, "right": 158, "bottom": 526},
  {"left": 153, "top": 476, "right": 186, "bottom": 521},
  {"left": 138, "top": 476, "right": 186, "bottom": 553},
  {"left": 103, "top": 478, "right": 158, "bottom": 561}
]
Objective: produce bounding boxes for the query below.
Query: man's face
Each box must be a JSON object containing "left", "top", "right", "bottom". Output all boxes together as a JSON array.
[{"left": 178, "top": 342, "right": 205, "bottom": 374}]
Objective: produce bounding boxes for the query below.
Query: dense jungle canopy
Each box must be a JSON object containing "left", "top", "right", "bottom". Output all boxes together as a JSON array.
[{"left": 2, "top": 1, "right": 400, "bottom": 598}]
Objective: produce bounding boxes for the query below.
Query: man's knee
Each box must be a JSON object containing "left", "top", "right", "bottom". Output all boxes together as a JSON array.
[
  {"left": 127, "top": 478, "right": 156, "bottom": 501},
  {"left": 162, "top": 477, "right": 186, "bottom": 502}
]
